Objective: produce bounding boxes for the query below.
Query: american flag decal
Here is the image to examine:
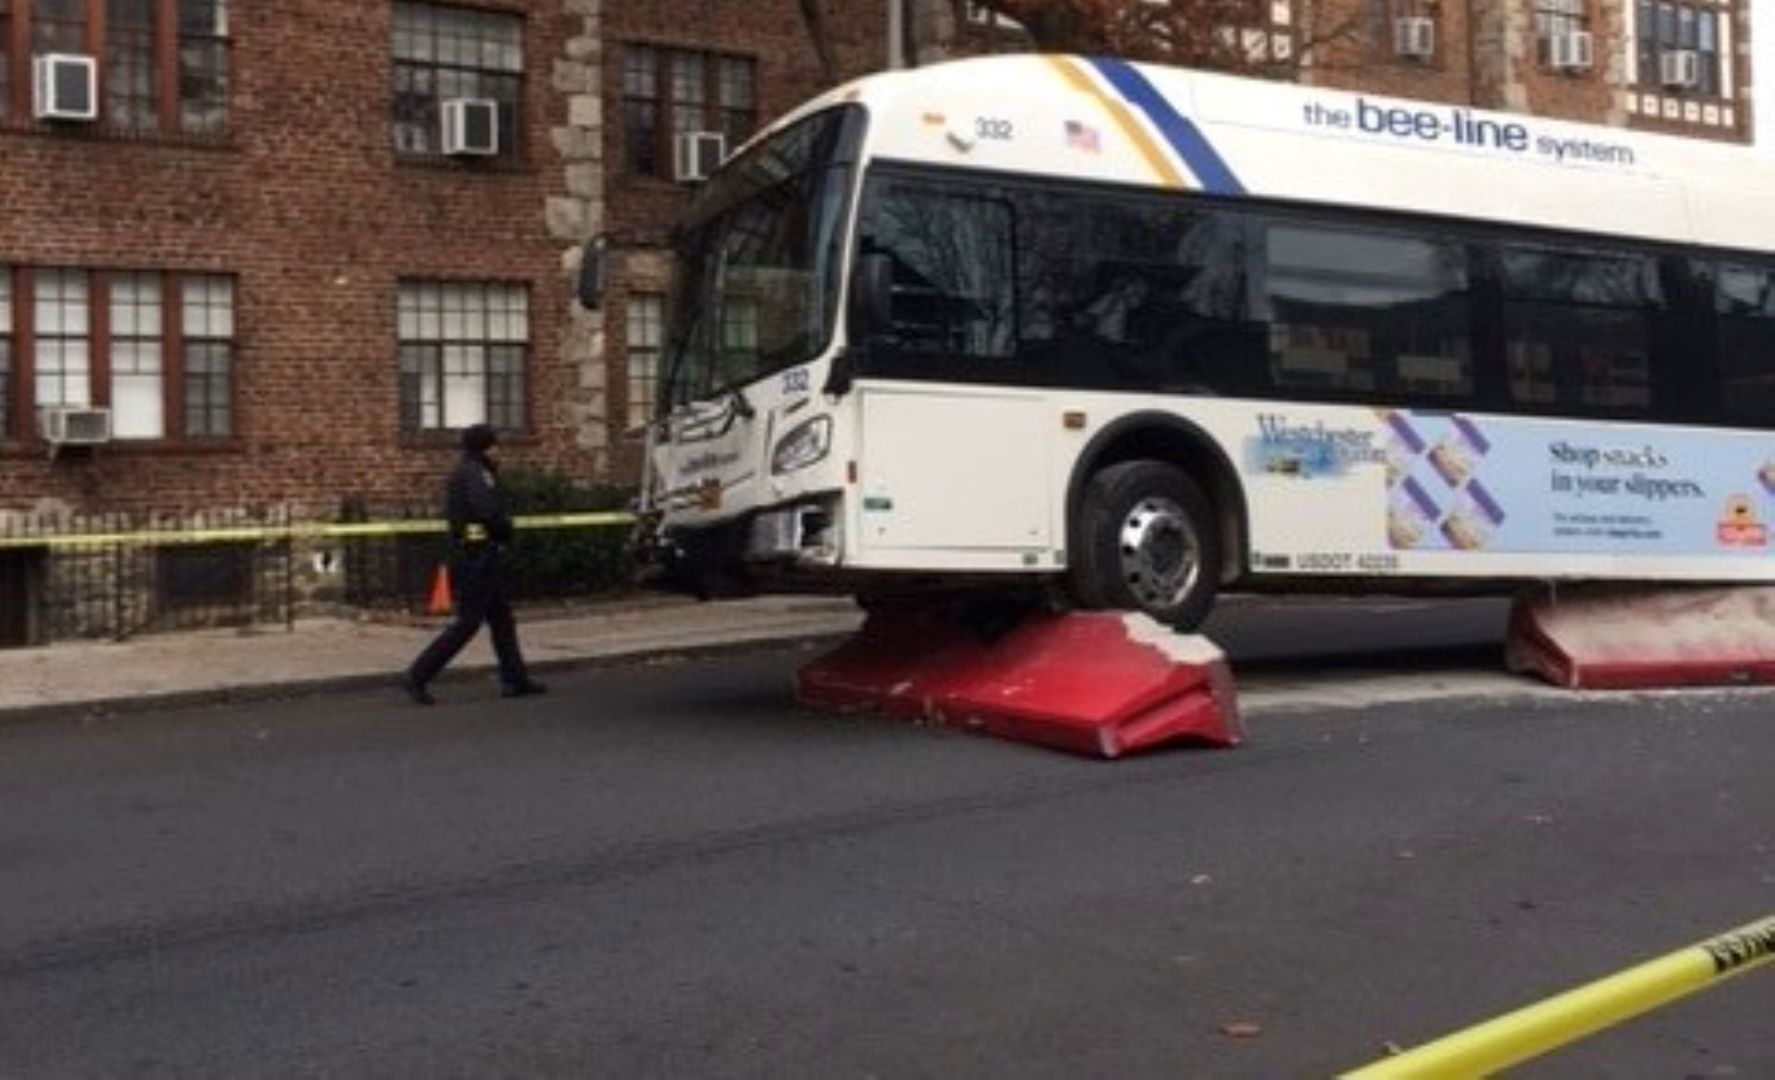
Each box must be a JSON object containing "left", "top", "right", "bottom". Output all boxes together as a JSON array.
[{"left": 1064, "top": 119, "right": 1101, "bottom": 153}]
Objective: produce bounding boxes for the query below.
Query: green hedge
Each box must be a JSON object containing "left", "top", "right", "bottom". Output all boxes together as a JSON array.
[{"left": 498, "top": 468, "right": 637, "bottom": 599}]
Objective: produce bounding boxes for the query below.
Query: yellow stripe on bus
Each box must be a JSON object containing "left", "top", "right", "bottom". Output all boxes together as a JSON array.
[{"left": 1043, "top": 55, "right": 1186, "bottom": 189}]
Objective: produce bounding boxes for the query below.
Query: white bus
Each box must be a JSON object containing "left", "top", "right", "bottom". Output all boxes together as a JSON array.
[{"left": 589, "top": 54, "right": 1775, "bottom": 630}]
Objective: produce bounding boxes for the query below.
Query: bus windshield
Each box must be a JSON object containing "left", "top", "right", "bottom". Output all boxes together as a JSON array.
[{"left": 663, "top": 106, "right": 865, "bottom": 409}]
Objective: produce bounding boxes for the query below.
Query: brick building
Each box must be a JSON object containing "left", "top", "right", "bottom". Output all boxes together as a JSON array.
[
  {"left": 942, "top": 0, "right": 1752, "bottom": 139},
  {"left": 0, "top": 0, "right": 1757, "bottom": 527}
]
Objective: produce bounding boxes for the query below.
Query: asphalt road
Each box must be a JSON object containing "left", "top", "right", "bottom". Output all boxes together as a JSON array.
[{"left": 0, "top": 598, "right": 1770, "bottom": 1078}]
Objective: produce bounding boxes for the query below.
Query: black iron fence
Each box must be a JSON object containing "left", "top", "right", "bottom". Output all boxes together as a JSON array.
[
  {"left": 0, "top": 508, "right": 297, "bottom": 647},
  {"left": 0, "top": 484, "right": 637, "bottom": 649}
]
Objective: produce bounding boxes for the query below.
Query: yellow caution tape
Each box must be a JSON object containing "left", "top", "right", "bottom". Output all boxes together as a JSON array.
[
  {"left": 0, "top": 512, "right": 636, "bottom": 551},
  {"left": 1344, "top": 915, "right": 1775, "bottom": 1078}
]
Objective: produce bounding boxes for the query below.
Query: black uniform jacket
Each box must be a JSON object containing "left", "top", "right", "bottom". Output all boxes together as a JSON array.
[{"left": 444, "top": 453, "right": 514, "bottom": 555}]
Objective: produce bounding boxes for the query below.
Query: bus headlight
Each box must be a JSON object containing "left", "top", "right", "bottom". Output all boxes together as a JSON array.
[{"left": 772, "top": 416, "right": 832, "bottom": 475}]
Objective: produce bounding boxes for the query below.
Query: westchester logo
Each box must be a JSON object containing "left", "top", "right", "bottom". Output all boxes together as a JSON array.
[{"left": 1301, "top": 98, "right": 1637, "bottom": 167}]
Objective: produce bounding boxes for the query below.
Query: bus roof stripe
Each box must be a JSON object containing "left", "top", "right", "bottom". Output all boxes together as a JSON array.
[
  {"left": 1044, "top": 56, "right": 1186, "bottom": 189},
  {"left": 1088, "top": 57, "right": 1247, "bottom": 197}
]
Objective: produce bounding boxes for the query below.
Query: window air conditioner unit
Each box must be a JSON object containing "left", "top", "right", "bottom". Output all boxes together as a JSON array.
[
  {"left": 1393, "top": 17, "right": 1435, "bottom": 59},
  {"left": 441, "top": 97, "right": 499, "bottom": 156},
  {"left": 32, "top": 53, "right": 98, "bottom": 122},
  {"left": 1548, "top": 31, "right": 1594, "bottom": 71},
  {"left": 39, "top": 406, "right": 113, "bottom": 446},
  {"left": 674, "top": 131, "right": 728, "bottom": 183},
  {"left": 1660, "top": 49, "right": 1700, "bottom": 88}
]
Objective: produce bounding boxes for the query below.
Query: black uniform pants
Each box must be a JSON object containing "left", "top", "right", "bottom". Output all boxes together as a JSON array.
[{"left": 407, "top": 549, "right": 530, "bottom": 690}]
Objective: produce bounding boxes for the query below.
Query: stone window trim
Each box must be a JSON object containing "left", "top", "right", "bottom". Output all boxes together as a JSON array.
[
  {"left": 0, "top": 0, "right": 231, "bottom": 141},
  {"left": 619, "top": 41, "right": 757, "bottom": 181},
  {"left": 0, "top": 264, "right": 239, "bottom": 453},
  {"left": 391, "top": 0, "right": 527, "bottom": 166}
]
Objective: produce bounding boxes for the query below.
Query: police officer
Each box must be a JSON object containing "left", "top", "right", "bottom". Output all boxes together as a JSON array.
[{"left": 402, "top": 423, "right": 546, "bottom": 705}]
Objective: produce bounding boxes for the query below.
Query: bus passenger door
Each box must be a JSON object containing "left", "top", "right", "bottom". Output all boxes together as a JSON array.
[{"left": 855, "top": 388, "right": 1052, "bottom": 560}]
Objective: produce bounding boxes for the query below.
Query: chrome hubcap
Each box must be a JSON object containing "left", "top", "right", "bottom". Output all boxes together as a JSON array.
[{"left": 1117, "top": 496, "right": 1201, "bottom": 611}]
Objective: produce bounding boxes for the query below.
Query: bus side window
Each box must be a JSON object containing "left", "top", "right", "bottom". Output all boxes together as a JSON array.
[
  {"left": 861, "top": 185, "right": 1016, "bottom": 360},
  {"left": 1256, "top": 221, "right": 1474, "bottom": 403},
  {"left": 1013, "top": 189, "right": 1255, "bottom": 394},
  {"left": 1501, "top": 245, "right": 1660, "bottom": 416},
  {"left": 1715, "top": 261, "right": 1775, "bottom": 426}
]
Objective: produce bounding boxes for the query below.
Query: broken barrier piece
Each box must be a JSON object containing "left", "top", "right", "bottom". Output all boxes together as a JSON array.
[
  {"left": 798, "top": 603, "right": 1242, "bottom": 758},
  {"left": 1507, "top": 584, "right": 1775, "bottom": 690}
]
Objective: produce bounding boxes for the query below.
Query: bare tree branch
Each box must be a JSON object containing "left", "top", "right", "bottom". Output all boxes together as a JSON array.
[
  {"left": 956, "top": 0, "right": 1366, "bottom": 78},
  {"left": 797, "top": 0, "right": 840, "bottom": 82}
]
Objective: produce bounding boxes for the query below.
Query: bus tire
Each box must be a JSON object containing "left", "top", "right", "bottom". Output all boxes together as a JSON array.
[{"left": 1071, "top": 460, "right": 1221, "bottom": 632}]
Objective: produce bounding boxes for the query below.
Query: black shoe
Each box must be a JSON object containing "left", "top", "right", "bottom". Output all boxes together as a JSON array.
[
  {"left": 402, "top": 675, "right": 436, "bottom": 706},
  {"left": 501, "top": 680, "right": 547, "bottom": 699}
]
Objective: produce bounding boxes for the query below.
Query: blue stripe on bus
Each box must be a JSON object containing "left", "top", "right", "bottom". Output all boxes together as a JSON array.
[{"left": 1087, "top": 57, "right": 1247, "bottom": 197}]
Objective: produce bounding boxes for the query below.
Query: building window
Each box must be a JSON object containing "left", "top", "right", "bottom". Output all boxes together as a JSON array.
[
  {"left": 622, "top": 44, "right": 756, "bottom": 178},
  {"left": 106, "top": 0, "right": 157, "bottom": 133},
  {"left": 182, "top": 274, "right": 232, "bottom": 437},
  {"left": 176, "top": 0, "right": 229, "bottom": 136},
  {"left": 626, "top": 293, "right": 662, "bottom": 430},
  {"left": 110, "top": 271, "right": 164, "bottom": 438},
  {"left": 1637, "top": 0, "right": 1724, "bottom": 97},
  {"left": 4, "top": 0, "right": 228, "bottom": 136},
  {"left": 1534, "top": 0, "right": 1589, "bottom": 63},
  {"left": 1377, "top": 0, "right": 1436, "bottom": 61},
  {"left": 398, "top": 281, "right": 529, "bottom": 434},
  {"left": 33, "top": 269, "right": 90, "bottom": 410},
  {"left": 31, "top": 0, "right": 82, "bottom": 52},
  {"left": 392, "top": 1, "right": 524, "bottom": 160},
  {"left": 0, "top": 268, "right": 11, "bottom": 439},
  {"left": 3, "top": 268, "right": 233, "bottom": 443}
]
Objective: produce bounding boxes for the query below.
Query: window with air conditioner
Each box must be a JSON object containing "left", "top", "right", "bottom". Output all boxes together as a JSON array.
[
  {"left": 1549, "top": 31, "right": 1594, "bottom": 70},
  {"left": 622, "top": 46, "right": 755, "bottom": 179},
  {"left": 15, "top": 2, "right": 228, "bottom": 136},
  {"left": 1661, "top": 49, "right": 1700, "bottom": 88},
  {"left": 38, "top": 406, "right": 112, "bottom": 445},
  {"left": 18, "top": 267, "right": 233, "bottom": 445},
  {"left": 1635, "top": 2, "right": 1722, "bottom": 99},
  {"left": 441, "top": 98, "right": 499, "bottom": 156},
  {"left": 32, "top": 52, "right": 96, "bottom": 120},
  {"left": 674, "top": 131, "right": 728, "bottom": 183},
  {"left": 1393, "top": 17, "right": 1434, "bottom": 59},
  {"left": 392, "top": 2, "right": 522, "bottom": 160}
]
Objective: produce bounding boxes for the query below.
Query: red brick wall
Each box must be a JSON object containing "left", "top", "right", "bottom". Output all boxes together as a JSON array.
[{"left": 0, "top": 0, "right": 585, "bottom": 515}]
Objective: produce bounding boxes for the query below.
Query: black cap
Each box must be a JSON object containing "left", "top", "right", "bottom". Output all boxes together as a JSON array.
[{"left": 461, "top": 423, "right": 498, "bottom": 454}]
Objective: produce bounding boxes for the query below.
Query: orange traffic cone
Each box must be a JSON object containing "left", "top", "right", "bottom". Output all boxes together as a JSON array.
[{"left": 426, "top": 564, "right": 453, "bottom": 617}]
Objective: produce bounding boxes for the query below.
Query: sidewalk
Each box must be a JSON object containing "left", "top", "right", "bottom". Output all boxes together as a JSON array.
[{"left": 0, "top": 596, "right": 866, "bottom": 721}]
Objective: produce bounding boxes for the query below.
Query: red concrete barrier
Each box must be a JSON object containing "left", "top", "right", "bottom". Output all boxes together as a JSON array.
[
  {"left": 1507, "top": 584, "right": 1775, "bottom": 690},
  {"left": 798, "top": 601, "right": 1242, "bottom": 758}
]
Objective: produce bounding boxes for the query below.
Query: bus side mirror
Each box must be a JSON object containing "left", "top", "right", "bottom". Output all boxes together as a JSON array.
[{"left": 576, "top": 237, "right": 607, "bottom": 310}]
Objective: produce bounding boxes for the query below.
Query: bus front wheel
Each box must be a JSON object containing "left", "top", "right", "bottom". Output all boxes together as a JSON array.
[{"left": 1071, "top": 461, "right": 1221, "bottom": 632}]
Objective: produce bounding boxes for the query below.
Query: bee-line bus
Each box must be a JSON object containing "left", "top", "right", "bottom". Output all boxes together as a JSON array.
[{"left": 582, "top": 54, "right": 1775, "bottom": 630}]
